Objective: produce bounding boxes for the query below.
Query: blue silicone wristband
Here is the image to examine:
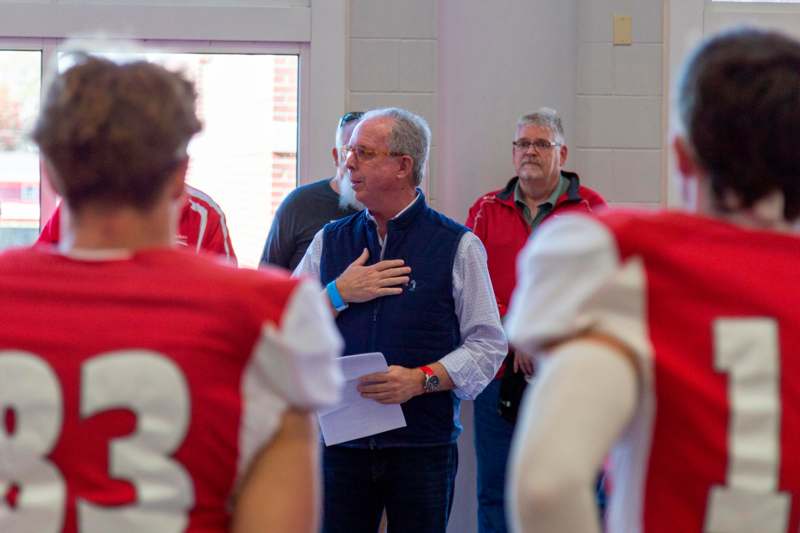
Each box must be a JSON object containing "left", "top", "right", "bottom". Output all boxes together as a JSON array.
[{"left": 326, "top": 280, "right": 348, "bottom": 312}]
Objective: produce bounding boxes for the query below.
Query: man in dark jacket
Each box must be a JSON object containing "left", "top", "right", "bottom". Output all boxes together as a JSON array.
[
  {"left": 295, "top": 107, "right": 506, "bottom": 533},
  {"left": 466, "top": 108, "right": 606, "bottom": 533}
]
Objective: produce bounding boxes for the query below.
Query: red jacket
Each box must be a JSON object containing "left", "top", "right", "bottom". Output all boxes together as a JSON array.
[
  {"left": 37, "top": 185, "right": 237, "bottom": 264},
  {"left": 466, "top": 172, "right": 606, "bottom": 375}
]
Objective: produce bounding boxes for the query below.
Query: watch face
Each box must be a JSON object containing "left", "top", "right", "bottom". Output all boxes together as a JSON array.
[{"left": 425, "top": 375, "right": 440, "bottom": 393}]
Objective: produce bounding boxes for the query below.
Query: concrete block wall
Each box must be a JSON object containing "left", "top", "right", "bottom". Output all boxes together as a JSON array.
[
  {"left": 347, "top": 0, "right": 438, "bottom": 201},
  {"left": 572, "top": 0, "right": 664, "bottom": 208},
  {"left": 436, "top": 0, "right": 579, "bottom": 223}
]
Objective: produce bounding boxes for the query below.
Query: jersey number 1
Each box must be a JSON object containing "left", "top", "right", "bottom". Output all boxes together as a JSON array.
[
  {"left": 0, "top": 350, "right": 194, "bottom": 533},
  {"left": 705, "top": 318, "right": 791, "bottom": 532}
]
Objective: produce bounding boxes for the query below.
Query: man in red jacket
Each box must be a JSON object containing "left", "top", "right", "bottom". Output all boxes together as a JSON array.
[{"left": 466, "top": 108, "right": 606, "bottom": 533}]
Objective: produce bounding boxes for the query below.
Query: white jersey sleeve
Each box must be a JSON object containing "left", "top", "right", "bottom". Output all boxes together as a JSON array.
[
  {"left": 237, "top": 277, "right": 344, "bottom": 484},
  {"left": 506, "top": 214, "right": 649, "bottom": 533},
  {"left": 509, "top": 339, "right": 638, "bottom": 533},
  {"left": 253, "top": 277, "right": 344, "bottom": 409},
  {"left": 504, "top": 214, "right": 621, "bottom": 357}
]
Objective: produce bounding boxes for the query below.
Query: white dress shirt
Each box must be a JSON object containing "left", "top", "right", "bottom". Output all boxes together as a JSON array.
[{"left": 293, "top": 196, "right": 507, "bottom": 400}]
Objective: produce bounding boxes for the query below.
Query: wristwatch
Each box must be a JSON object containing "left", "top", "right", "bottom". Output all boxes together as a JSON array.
[{"left": 420, "top": 365, "right": 440, "bottom": 393}]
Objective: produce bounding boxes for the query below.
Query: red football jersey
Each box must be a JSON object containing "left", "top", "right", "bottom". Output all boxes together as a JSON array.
[
  {"left": 0, "top": 247, "right": 342, "bottom": 532},
  {"left": 506, "top": 210, "right": 800, "bottom": 533},
  {"left": 37, "top": 185, "right": 236, "bottom": 264}
]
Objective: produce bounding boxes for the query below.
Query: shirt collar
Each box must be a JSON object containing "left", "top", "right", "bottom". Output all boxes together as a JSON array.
[
  {"left": 365, "top": 192, "right": 422, "bottom": 253},
  {"left": 365, "top": 192, "right": 421, "bottom": 224},
  {"left": 514, "top": 174, "right": 569, "bottom": 208}
]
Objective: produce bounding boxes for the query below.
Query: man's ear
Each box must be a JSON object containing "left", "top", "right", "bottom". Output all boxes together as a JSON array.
[
  {"left": 397, "top": 155, "right": 414, "bottom": 185},
  {"left": 41, "top": 159, "right": 65, "bottom": 196},
  {"left": 673, "top": 135, "right": 699, "bottom": 179},
  {"left": 169, "top": 158, "right": 189, "bottom": 201},
  {"left": 674, "top": 135, "right": 708, "bottom": 211},
  {"left": 331, "top": 147, "right": 339, "bottom": 167},
  {"left": 559, "top": 144, "right": 568, "bottom": 167}
]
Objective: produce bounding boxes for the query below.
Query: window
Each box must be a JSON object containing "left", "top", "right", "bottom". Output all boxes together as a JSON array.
[
  {"left": 123, "top": 50, "right": 300, "bottom": 268},
  {"left": 0, "top": 43, "right": 300, "bottom": 268},
  {"left": 0, "top": 50, "right": 41, "bottom": 250}
]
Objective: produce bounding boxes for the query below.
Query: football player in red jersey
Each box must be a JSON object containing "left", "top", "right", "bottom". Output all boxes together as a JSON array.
[
  {"left": 0, "top": 51, "right": 343, "bottom": 533},
  {"left": 38, "top": 184, "right": 237, "bottom": 265},
  {"left": 505, "top": 27, "right": 800, "bottom": 533}
]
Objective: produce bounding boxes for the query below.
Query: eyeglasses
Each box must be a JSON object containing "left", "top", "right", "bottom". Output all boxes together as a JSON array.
[
  {"left": 513, "top": 139, "right": 561, "bottom": 152},
  {"left": 338, "top": 111, "right": 364, "bottom": 128},
  {"left": 342, "top": 144, "right": 404, "bottom": 162}
]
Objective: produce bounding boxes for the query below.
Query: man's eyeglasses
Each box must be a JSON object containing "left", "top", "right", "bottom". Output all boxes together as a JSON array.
[
  {"left": 339, "top": 111, "right": 364, "bottom": 128},
  {"left": 513, "top": 139, "right": 561, "bottom": 152},
  {"left": 341, "top": 144, "right": 405, "bottom": 162}
]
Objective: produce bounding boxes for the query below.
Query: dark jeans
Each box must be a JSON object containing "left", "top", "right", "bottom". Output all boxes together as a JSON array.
[
  {"left": 474, "top": 378, "right": 514, "bottom": 533},
  {"left": 322, "top": 443, "right": 458, "bottom": 533}
]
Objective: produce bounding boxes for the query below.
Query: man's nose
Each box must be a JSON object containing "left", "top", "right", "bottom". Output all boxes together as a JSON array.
[{"left": 345, "top": 151, "right": 357, "bottom": 170}]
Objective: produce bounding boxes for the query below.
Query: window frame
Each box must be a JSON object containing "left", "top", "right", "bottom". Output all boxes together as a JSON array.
[
  {"left": 709, "top": 0, "right": 800, "bottom": 3},
  {"left": 0, "top": 0, "right": 345, "bottom": 230},
  {"left": 0, "top": 39, "right": 306, "bottom": 232},
  {"left": 704, "top": 0, "right": 800, "bottom": 33}
]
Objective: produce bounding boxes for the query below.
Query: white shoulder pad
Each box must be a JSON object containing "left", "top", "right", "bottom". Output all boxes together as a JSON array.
[
  {"left": 505, "top": 214, "right": 620, "bottom": 355},
  {"left": 251, "top": 278, "right": 344, "bottom": 409}
]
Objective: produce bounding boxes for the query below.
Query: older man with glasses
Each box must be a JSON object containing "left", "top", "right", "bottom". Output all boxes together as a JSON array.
[
  {"left": 260, "top": 111, "right": 365, "bottom": 271},
  {"left": 294, "top": 107, "right": 507, "bottom": 533},
  {"left": 465, "top": 108, "right": 606, "bottom": 533}
]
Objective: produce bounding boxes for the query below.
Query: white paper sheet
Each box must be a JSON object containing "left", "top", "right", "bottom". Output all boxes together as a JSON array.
[{"left": 317, "top": 352, "right": 407, "bottom": 446}]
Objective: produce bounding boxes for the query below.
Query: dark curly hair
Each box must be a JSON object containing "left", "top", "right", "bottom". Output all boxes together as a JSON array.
[
  {"left": 32, "top": 53, "right": 202, "bottom": 211},
  {"left": 677, "top": 27, "right": 800, "bottom": 221}
]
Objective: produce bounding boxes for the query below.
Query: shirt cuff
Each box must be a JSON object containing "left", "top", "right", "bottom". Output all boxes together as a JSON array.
[{"left": 438, "top": 347, "right": 497, "bottom": 400}]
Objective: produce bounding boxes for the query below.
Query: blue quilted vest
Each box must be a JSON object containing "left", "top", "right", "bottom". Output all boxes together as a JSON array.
[{"left": 320, "top": 192, "right": 467, "bottom": 448}]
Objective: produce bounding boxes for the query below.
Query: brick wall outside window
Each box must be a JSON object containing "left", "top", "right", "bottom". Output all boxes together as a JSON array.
[
  {"left": 270, "top": 56, "right": 298, "bottom": 217},
  {"left": 271, "top": 151, "right": 296, "bottom": 216},
  {"left": 273, "top": 56, "right": 297, "bottom": 124}
]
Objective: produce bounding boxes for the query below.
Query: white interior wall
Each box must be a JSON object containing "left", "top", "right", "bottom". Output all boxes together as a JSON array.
[
  {"left": 665, "top": 0, "right": 703, "bottom": 207},
  {"left": 347, "top": 0, "right": 438, "bottom": 198},
  {"left": 573, "top": 0, "right": 664, "bottom": 209},
  {"left": 666, "top": 0, "right": 800, "bottom": 206},
  {"left": 437, "top": 0, "right": 579, "bottom": 222},
  {"left": 350, "top": 0, "right": 669, "bottom": 220}
]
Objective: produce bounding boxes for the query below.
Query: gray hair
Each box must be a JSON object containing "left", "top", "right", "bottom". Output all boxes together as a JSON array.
[
  {"left": 360, "top": 107, "right": 431, "bottom": 186},
  {"left": 516, "top": 107, "right": 565, "bottom": 145}
]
